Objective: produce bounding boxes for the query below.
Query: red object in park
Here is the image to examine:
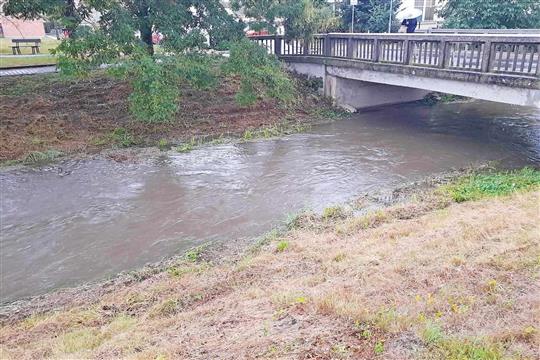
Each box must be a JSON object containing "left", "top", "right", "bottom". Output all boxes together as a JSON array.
[
  {"left": 246, "top": 29, "right": 269, "bottom": 37},
  {"left": 152, "top": 33, "right": 163, "bottom": 44}
]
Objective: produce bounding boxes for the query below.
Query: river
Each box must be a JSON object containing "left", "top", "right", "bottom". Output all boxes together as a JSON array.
[{"left": 1, "top": 100, "right": 539, "bottom": 303}]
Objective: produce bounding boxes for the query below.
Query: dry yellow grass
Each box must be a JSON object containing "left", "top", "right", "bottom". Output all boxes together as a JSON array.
[{"left": 1, "top": 190, "right": 539, "bottom": 359}]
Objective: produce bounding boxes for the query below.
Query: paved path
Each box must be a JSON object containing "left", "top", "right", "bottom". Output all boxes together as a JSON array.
[{"left": 0, "top": 65, "right": 57, "bottom": 77}]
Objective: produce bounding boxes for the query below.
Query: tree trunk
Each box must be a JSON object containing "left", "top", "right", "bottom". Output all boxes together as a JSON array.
[
  {"left": 63, "top": 0, "right": 80, "bottom": 37},
  {"left": 138, "top": 2, "right": 154, "bottom": 56}
]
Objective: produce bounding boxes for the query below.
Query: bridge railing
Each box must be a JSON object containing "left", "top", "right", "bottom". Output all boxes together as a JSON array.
[{"left": 249, "top": 33, "right": 540, "bottom": 77}]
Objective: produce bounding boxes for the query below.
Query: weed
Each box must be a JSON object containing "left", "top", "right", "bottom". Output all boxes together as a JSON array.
[
  {"left": 322, "top": 205, "right": 347, "bottom": 221},
  {"left": 251, "top": 228, "right": 282, "bottom": 253},
  {"left": 169, "top": 261, "right": 209, "bottom": 278},
  {"left": 331, "top": 343, "right": 349, "bottom": 356},
  {"left": 521, "top": 326, "right": 537, "bottom": 341},
  {"left": 333, "top": 253, "right": 346, "bottom": 262},
  {"left": 55, "top": 329, "right": 103, "bottom": 354},
  {"left": 242, "top": 129, "right": 253, "bottom": 140},
  {"left": 421, "top": 322, "right": 444, "bottom": 344},
  {"left": 425, "top": 338, "right": 503, "bottom": 360},
  {"left": 185, "top": 245, "right": 206, "bottom": 262},
  {"left": 354, "top": 321, "right": 373, "bottom": 340},
  {"left": 485, "top": 279, "right": 498, "bottom": 294},
  {"left": 276, "top": 241, "right": 289, "bottom": 252},
  {"left": 374, "top": 340, "right": 384, "bottom": 355},
  {"left": 150, "top": 298, "right": 180, "bottom": 318},
  {"left": 442, "top": 168, "right": 540, "bottom": 202},
  {"left": 111, "top": 128, "right": 136, "bottom": 147},
  {"left": 23, "top": 149, "right": 63, "bottom": 165},
  {"left": 344, "top": 210, "right": 388, "bottom": 233},
  {"left": 157, "top": 138, "right": 169, "bottom": 150},
  {"left": 105, "top": 314, "right": 136, "bottom": 334},
  {"left": 176, "top": 137, "right": 199, "bottom": 153}
]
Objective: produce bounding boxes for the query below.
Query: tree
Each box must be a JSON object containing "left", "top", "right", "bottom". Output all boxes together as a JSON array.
[
  {"left": 439, "top": 0, "right": 540, "bottom": 29},
  {"left": 232, "top": 0, "right": 339, "bottom": 41},
  {"left": 3, "top": 0, "right": 243, "bottom": 55},
  {"left": 339, "top": 0, "right": 401, "bottom": 33},
  {"left": 3, "top": 0, "right": 90, "bottom": 34}
]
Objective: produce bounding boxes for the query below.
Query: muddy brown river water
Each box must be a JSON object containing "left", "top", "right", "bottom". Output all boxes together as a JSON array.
[{"left": 1, "top": 100, "right": 539, "bottom": 303}]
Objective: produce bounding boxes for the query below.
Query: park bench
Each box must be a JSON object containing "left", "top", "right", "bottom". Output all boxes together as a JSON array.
[{"left": 11, "top": 39, "right": 41, "bottom": 55}]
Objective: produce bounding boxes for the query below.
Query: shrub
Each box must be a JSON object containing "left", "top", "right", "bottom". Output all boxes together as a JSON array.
[{"left": 222, "top": 39, "right": 296, "bottom": 106}]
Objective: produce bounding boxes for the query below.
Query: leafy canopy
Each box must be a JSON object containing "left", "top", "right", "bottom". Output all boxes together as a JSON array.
[
  {"left": 440, "top": 0, "right": 540, "bottom": 29},
  {"left": 232, "top": 0, "right": 339, "bottom": 40},
  {"left": 338, "top": 0, "right": 402, "bottom": 33}
]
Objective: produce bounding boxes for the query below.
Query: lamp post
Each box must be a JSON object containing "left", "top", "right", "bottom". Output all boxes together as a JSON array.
[
  {"left": 350, "top": 0, "right": 357, "bottom": 33},
  {"left": 388, "top": 0, "right": 394, "bottom": 33}
]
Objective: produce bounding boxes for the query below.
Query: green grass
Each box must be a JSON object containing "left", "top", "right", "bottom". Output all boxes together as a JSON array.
[
  {"left": 276, "top": 240, "right": 289, "bottom": 252},
  {"left": 442, "top": 168, "right": 540, "bottom": 202},
  {"left": 0, "top": 37, "right": 60, "bottom": 55},
  {"left": 23, "top": 150, "right": 63, "bottom": 165},
  {"left": 425, "top": 338, "right": 503, "bottom": 360},
  {"left": 0, "top": 55, "right": 57, "bottom": 68}
]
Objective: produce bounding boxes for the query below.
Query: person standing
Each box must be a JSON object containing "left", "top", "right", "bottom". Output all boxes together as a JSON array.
[{"left": 401, "top": 18, "right": 418, "bottom": 33}]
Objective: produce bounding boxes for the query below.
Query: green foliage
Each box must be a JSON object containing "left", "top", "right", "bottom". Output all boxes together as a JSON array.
[
  {"left": 233, "top": 0, "right": 338, "bottom": 40},
  {"left": 421, "top": 322, "right": 444, "bottom": 345},
  {"left": 109, "top": 53, "right": 217, "bottom": 122},
  {"left": 425, "top": 338, "right": 502, "bottom": 360},
  {"left": 440, "top": 0, "right": 540, "bottom": 29},
  {"left": 281, "top": 0, "right": 339, "bottom": 41},
  {"left": 111, "top": 128, "right": 136, "bottom": 147},
  {"left": 339, "top": 0, "right": 402, "bottom": 33},
  {"left": 322, "top": 205, "right": 346, "bottom": 220},
  {"left": 223, "top": 39, "right": 295, "bottom": 107},
  {"left": 374, "top": 340, "right": 385, "bottom": 355},
  {"left": 442, "top": 168, "right": 540, "bottom": 202},
  {"left": 185, "top": 245, "right": 207, "bottom": 262},
  {"left": 276, "top": 241, "right": 290, "bottom": 252}
]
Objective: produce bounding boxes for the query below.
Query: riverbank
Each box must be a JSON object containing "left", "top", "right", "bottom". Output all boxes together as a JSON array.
[
  {"left": 0, "top": 71, "right": 341, "bottom": 164},
  {"left": 1, "top": 168, "right": 538, "bottom": 359}
]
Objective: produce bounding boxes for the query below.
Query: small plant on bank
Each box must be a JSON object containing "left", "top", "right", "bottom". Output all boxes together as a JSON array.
[
  {"left": 276, "top": 240, "right": 289, "bottom": 252},
  {"left": 157, "top": 139, "right": 169, "bottom": 151},
  {"left": 374, "top": 340, "right": 385, "bottom": 355},
  {"left": 185, "top": 246, "right": 206, "bottom": 262},
  {"left": 23, "top": 150, "right": 64, "bottom": 165},
  {"left": 322, "top": 205, "right": 347, "bottom": 221}
]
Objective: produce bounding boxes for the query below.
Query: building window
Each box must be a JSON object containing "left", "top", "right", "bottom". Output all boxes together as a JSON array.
[{"left": 414, "top": 0, "right": 436, "bottom": 21}]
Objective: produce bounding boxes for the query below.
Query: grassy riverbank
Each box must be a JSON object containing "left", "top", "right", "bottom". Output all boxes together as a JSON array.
[
  {"left": 0, "top": 69, "right": 341, "bottom": 165},
  {"left": 1, "top": 168, "right": 538, "bottom": 359}
]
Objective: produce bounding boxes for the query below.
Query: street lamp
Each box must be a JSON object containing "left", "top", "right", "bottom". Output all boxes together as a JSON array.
[{"left": 388, "top": 0, "right": 394, "bottom": 33}]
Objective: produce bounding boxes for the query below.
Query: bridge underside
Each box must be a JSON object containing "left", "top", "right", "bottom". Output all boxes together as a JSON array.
[{"left": 285, "top": 57, "right": 540, "bottom": 109}]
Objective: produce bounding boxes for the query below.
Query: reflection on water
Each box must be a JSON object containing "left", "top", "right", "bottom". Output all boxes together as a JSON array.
[{"left": 1, "top": 100, "right": 539, "bottom": 302}]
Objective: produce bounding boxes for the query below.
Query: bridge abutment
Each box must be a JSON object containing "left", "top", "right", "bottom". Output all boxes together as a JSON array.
[
  {"left": 324, "top": 75, "right": 430, "bottom": 111},
  {"left": 287, "top": 62, "right": 429, "bottom": 111}
]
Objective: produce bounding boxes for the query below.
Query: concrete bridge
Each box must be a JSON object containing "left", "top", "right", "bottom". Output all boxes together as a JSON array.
[{"left": 251, "top": 33, "right": 540, "bottom": 109}]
